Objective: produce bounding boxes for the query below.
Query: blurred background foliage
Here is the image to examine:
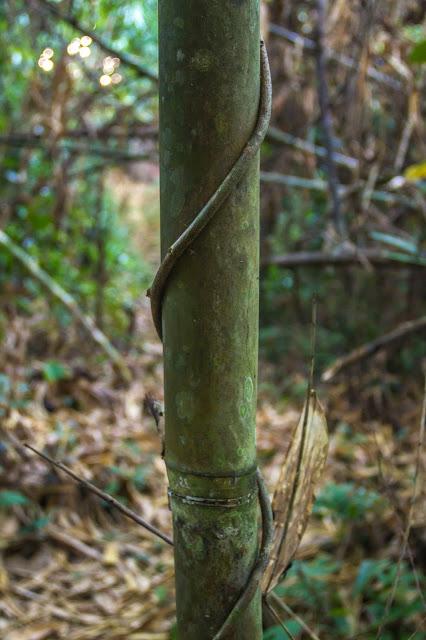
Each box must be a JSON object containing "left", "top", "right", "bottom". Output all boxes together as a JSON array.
[{"left": 0, "top": 1, "right": 425, "bottom": 639}]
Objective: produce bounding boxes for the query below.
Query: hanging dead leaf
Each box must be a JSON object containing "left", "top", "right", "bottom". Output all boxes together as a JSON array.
[{"left": 262, "top": 390, "right": 328, "bottom": 594}]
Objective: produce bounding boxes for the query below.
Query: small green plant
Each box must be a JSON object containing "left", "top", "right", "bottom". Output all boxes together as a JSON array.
[
  {"left": 42, "top": 360, "right": 70, "bottom": 383},
  {"left": 263, "top": 621, "right": 303, "bottom": 640},
  {"left": 0, "top": 489, "right": 29, "bottom": 507},
  {"left": 313, "top": 482, "right": 383, "bottom": 520}
]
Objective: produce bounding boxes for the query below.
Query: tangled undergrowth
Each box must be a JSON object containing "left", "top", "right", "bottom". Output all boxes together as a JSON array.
[{"left": 0, "top": 299, "right": 424, "bottom": 640}]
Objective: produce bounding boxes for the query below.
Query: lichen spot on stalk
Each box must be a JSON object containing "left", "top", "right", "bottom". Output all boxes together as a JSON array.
[
  {"left": 239, "top": 376, "right": 254, "bottom": 422},
  {"left": 191, "top": 50, "right": 214, "bottom": 72},
  {"left": 176, "top": 390, "right": 195, "bottom": 421}
]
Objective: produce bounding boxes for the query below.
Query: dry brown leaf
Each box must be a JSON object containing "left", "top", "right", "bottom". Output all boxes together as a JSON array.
[
  {"left": 103, "top": 541, "right": 119, "bottom": 566},
  {"left": 5, "top": 621, "right": 64, "bottom": 640},
  {"left": 262, "top": 390, "right": 328, "bottom": 594}
]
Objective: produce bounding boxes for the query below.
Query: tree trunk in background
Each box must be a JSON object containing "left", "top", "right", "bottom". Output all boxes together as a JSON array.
[{"left": 158, "top": 1, "right": 262, "bottom": 638}]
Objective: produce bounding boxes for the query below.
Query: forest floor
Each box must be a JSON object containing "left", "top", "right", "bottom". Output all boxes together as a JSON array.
[{"left": 0, "top": 175, "right": 424, "bottom": 640}]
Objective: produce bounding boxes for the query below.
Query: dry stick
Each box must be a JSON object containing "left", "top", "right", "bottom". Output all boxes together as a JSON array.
[
  {"left": 263, "top": 299, "right": 318, "bottom": 594},
  {"left": 0, "top": 229, "right": 131, "bottom": 383},
  {"left": 25, "top": 444, "right": 173, "bottom": 547},
  {"left": 260, "top": 171, "right": 418, "bottom": 210},
  {"left": 261, "top": 171, "right": 329, "bottom": 192},
  {"left": 267, "top": 593, "right": 322, "bottom": 640},
  {"left": 264, "top": 250, "right": 426, "bottom": 270},
  {"left": 309, "top": 296, "right": 318, "bottom": 389},
  {"left": 407, "top": 615, "right": 426, "bottom": 640},
  {"left": 314, "top": 0, "right": 346, "bottom": 240},
  {"left": 394, "top": 116, "right": 415, "bottom": 174},
  {"left": 372, "top": 435, "right": 425, "bottom": 608},
  {"left": 361, "top": 163, "right": 380, "bottom": 215},
  {"left": 269, "top": 23, "right": 402, "bottom": 91},
  {"left": 34, "top": 0, "right": 158, "bottom": 83},
  {"left": 263, "top": 597, "right": 297, "bottom": 640},
  {"left": 93, "top": 174, "right": 106, "bottom": 330},
  {"left": 266, "top": 125, "right": 358, "bottom": 171},
  {"left": 394, "top": 92, "right": 417, "bottom": 173},
  {"left": 47, "top": 526, "right": 103, "bottom": 561},
  {"left": 375, "top": 377, "right": 426, "bottom": 640},
  {"left": 0, "top": 134, "right": 152, "bottom": 162},
  {"left": 261, "top": 303, "right": 322, "bottom": 640},
  {"left": 322, "top": 314, "right": 426, "bottom": 381}
]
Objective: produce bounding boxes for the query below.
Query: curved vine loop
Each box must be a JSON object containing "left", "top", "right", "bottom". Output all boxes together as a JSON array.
[
  {"left": 148, "top": 41, "right": 272, "bottom": 340},
  {"left": 212, "top": 468, "right": 274, "bottom": 640},
  {"left": 148, "top": 42, "right": 273, "bottom": 638}
]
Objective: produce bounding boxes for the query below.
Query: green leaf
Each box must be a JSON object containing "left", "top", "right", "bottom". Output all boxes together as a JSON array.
[
  {"left": 353, "top": 559, "right": 384, "bottom": 596},
  {"left": 263, "top": 627, "right": 290, "bottom": 640},
  {"left": 313, "top": 482, "right": 382, "bottom": 520},
  {"left": 0, "top": 373, "right": 11, "bottom": 400},
  {"left": 154, "top": 585, "right": 168, "bottom": 604},
  {"left": 263, "top": 620, "right": 302, "bottom": 639},
  {"left": 0, "top": 490, "right": 29, "bottom": 506},
  {"left": 409, "top": 40, "right": 426, "bottom": 63},
  {"left": 42, "top": 360, "right": 69, "bottom": 382},
  {"left": 21, "top": 515, "right": 50, "bottom": 534},
  {"left": 370, "top": 231, "right": 418, "bottom": 255}
]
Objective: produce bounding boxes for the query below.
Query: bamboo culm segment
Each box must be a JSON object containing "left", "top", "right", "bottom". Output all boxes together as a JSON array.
[{"left": 156, "top": 2, "right": 271, "bottom": 637}]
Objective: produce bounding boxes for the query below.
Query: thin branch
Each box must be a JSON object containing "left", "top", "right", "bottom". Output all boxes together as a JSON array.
[
  {"left": 261, "top": 171, "right": 328, "bottom": 191},
  {"left": 314, "top": 0, "right": 346, "bottom": 239},
  {"left": 0, "top": 134, "right": 152, "bottom": 162},
  {"left": 259, "top": 170, "right": 418, "bottom": 209},
  {"left": 322, "top": 314, "right": 426, "bottom": 381},
  {"left": 394, "top": 91, "right": 418, "bottom": 173},
  {"left": 371, "top": 435, "right": 426, "bottom": 608},
  {"left": 263, "top": 597, "right": 297, "bottom": 640},
  {"left": 34, "top": 0, "right": 158, "bottom": 83},
  {"left": 267, "top": 593, "right": 322, "bottom": 640},
  {"left": 269, "top": 23, "right": 402, "bottom": 91},
  {"left": 64, "top": 125, "right": 158, "bottom": 140},
  {"left": 375, "top": 376, "right": 426, "bottom": 639},
  {"left": 25, "top": 444, "right": 173, "bottom": 547},
  {"left": 264, "top": 250, "right": 426, "bottom": 270},
  {"left": 47, "top": 525, "right": 103, "bottom": 561},
  {"left": 266, "top": 125, "right": 358, "bottom": 171},
  {"left": 0, "top": 229, "right": 132, "bottom": 383},
  {"left": 407, "top": 616, "right": 426, "bottom": 640}
]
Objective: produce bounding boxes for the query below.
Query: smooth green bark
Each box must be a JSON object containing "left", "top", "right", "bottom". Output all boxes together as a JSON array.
[{"left": 158, "top": 2, "right": 261, "bottom": 637}]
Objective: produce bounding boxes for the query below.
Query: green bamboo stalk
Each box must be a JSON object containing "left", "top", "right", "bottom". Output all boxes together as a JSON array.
[{"left": 158, "top": 1, "right": 262, "bottom": 637}]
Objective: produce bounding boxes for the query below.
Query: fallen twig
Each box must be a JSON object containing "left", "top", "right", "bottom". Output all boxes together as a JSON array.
[
  {"left": 25, "top": 444, "right": 173, "bottom": 546},
  {"left": 47, "top": 526, "right": 103, "bottom": 561},
  {"left": 322, "top": 314, "right": 426, "bottom": 381},
  {"left": 0, "top": 229, "right": 131, "bottom": 383}
]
